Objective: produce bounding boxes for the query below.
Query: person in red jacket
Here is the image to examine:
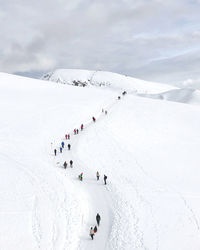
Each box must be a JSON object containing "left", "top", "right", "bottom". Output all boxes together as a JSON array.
[{"left": 81, "top": 124, "right": 84, "bottom": 130}]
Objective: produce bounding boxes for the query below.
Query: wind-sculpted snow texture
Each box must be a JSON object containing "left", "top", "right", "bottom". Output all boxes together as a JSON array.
[{"left": 0, "top": 71, "right": 200, "bottom": 249}]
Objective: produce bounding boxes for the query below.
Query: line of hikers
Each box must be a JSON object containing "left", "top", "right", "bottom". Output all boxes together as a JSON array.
[
  {"left": 53, "top": 93, "right": 128, "bottom": 157},
  {"left": 63, "top": 160, "right": 73, "bottom": 168},
  {"left": 78, "top": 171, "right": 107, "bottom": 185},
  {"left": 74, "top": 124, "right": 84, "bottom": 135},
  {"left": 102, "top": 109, "right": 108, "bottom": 115},
  {"left": 96, "top": 171, "right": 107, "bottom": 185},
  {"left": 90, "top": 213, "right": 101, "bottom": 240},
  {"left": 54, "top": 142, "right": 71, "bottom": 155},
  {"left": 52, "top": 102, "right": 125, "bottom": 240}
]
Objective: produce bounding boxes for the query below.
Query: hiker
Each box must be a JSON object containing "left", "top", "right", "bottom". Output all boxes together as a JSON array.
[
  {"left": 74, "top": 129, "right": 77, "bottom": 135},
  {"left": 96, "top": 213, "right": 101, "bottom": 226},
  {"left": 54, "top": 149, "right": 57, "bottom": 156},
  {"left": 105, "top": 110, "right": 107, "bottom": 115},
  {"left": 102, "top": 108, "right": 104, "bottom": 113},
  {"left": 90, "top": 227, "right": 94, "bottom": 240},
  {"left": 70, "top": 160, "right": 73, "bottom": 168},
  {"left": 61, "top": 141, "right": 64, "bottom": 148},
  {"left": 63, "top": 161, "right": 67, "bottom": 169},
  {"left": 118, "top": 96, "right": 121, "bottom": 100},
  {"left": 68, "top": 144, "right": 71, "bottom": 150},
  {"left": 96, "top": 171, "right": 100, "bottom": 181},
  {"left": 92, "top": 117, "right": 96, "bottom": 122},
  {"left": 65, "top": 134, "right": 68, "bottom": 139},
  {"left": 94, "top": 226, "right": 97, "bottom": 233},
  {"left": 67, "top": 134, "right": 70, "bottom": 140},
  {"left": 60, "top": 147, "right": 62, "bottom": 153},
  {"left": 77, "top": 129, "right": 79, "bottom": 134},
  {"left": 79, "top": 173, "right": 83, "bottom": 181},
  {"left": 81, "top": 124, "right": 84, "bottom": 130},
  {"left": 104, "top": 175, "right": 107, "bottom": 185}
]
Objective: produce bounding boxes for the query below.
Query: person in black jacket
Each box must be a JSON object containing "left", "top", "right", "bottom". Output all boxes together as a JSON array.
[
  {"left": 54, "top": 149, "right": 57, "bottom": 156},
  {"left": 104, "top": 175, "right": 107, "bottom": 185},
  {"left": 68, "top": 144, "right": 71, "bottom": 150},
  {"left": 63, "top": 161, "right": 67, "bottom": 169},
  {"left": 70, "top": 160, "right": 73, "bottom": 168},
  {"left": 96, "top": 213, "right": 101, "bottom": 226}
]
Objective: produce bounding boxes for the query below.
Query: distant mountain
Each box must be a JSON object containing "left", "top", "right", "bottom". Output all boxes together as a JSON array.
[
  {"left": 42, "top": 69, "right": 174, "bottom": 94},
  {"left": 42, "top": 69, "right": 200, "bottom": 105}
]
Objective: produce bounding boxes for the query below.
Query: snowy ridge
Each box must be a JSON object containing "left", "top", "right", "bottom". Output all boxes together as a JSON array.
[
  {"left": 138, "top": 88, "right": 200, "bottom": 105},
  {"left": 42, "top": 69, "right": 200, "bottom": 105},
  {"left": 0, "top": 72, "right": 200, "bottom": 249},
  {"left": 42, "top": 69, "right": 175, "bottom": 94}
]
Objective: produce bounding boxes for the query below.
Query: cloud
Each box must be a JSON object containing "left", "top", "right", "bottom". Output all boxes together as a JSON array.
[{"left": 0, "top": 0, "right": 200, "bottom": 86}]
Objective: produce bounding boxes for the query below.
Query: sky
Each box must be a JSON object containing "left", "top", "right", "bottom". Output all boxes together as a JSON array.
[{"left": 0, "top": 0, "right": 200, "bottom": 87}]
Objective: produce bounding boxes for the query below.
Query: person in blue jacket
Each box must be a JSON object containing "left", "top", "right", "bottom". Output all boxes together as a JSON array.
[
  {"left": 61, "top": 141, "right": 64, "bottom": 148},
  {"left": 60, "top": 147, "right": 62, "bottom": 153}
]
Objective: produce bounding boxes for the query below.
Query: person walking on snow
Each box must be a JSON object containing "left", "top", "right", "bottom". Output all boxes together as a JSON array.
[
  {"left": 68, "top": 144, "right": 71, "bottom": 150},
  {"left": 105, "top": 110, "right": 107, "bottom": 115},
  {"left": 81, "top": 124, "right": 84, "bottom": 130},
  {"left": 60, "top": 147, "right": 62, "bottom": 153},
  {"left": 96, "top": 213, "right": 101, "bottom": 226},
  {"left": 63, "top": 161, "right": 67, "bottom": 169},
  {"left": 74, "top": 129, "right": 77, "bottom": 135},
  {"left": 79, "top": 173, "right": 83, "bottom": 181},
  {"left": 94, "top": 226, "right": 97, "bottom": 233},
  {"left": 61, "top": 141, "right": 64, "bottom": 148},
  {"left": 54, "top": 149, "right": 57, "bottom": 156},
  {"left": 65, "top": 134, "right": 68, "bottom": 139},
  {"left": 96, "top": 171, "right": 100, "bottom": 181},
  {"left": 92, "top": 117, "right": 96, "bottom": 122},
  {"left": 104, "top": 175, "right": 107, "bottom": 185},
  {"left": 77, "top": 129, "right": 79, "bottom": 134},
  {"left": 90, "top": 227, "right": 94, "bottom": 240},
  {"left": 70, "top": 160, "right": 73, "bottom": 168}
]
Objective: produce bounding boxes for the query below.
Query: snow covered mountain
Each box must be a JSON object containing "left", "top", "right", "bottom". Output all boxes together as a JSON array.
[
  {"left": 0, "top": 71, "right": 200, "bottom": 250},
  {"left": 42, "top": 69, "right": 174, "bottom": 93},
  {"left": 42, "top": 69, "right": 200, "bottom": 105}
]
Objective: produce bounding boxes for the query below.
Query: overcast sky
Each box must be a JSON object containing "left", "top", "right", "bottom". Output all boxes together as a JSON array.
[{"left": 0, "top": 0, "right": 200, "bottom": 87}]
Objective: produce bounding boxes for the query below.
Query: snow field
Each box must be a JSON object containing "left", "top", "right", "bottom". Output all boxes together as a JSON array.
[
  {"left": 0, "top": 71, "right": 200, "bottom": 250},
  {"left": 0, "top": 73, "right": 116, "bottom": 249},
  {"left": 75, "top": 95, "right": 200, "bottom": 249}
]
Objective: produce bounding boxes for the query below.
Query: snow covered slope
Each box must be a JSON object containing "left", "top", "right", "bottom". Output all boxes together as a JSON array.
[
  {"left": 42, "top": 69, "right": 200, "bottom": 105},
  {"left": 42, "top": 69, "right": 175, "bottom": 94},
  {"left": 138, "top": 88, "right": 200, "bottom": 105},
  {"left": 0, "top": 72, "right": 200, "bottom": 250}
]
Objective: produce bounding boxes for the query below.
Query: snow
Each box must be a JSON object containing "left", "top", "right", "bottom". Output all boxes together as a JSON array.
[
  {"left": 138, "top": 88, "right": 200, "bottom": 105},
  {"left": 0, "top": 71, "right": 200, "bottom": 249},
  {"left": 42, "top": 69, "right": 175, "bottom": 94}
]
